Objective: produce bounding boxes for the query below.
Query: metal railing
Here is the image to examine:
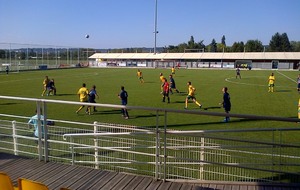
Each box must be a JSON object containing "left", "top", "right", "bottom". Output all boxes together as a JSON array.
[{"left": 0, "top": 95, "right": 300, "bottom": 183}]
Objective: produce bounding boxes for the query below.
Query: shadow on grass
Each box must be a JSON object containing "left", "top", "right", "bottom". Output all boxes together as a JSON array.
[
  {"left": 0, "top": 102, "right": 20, "bottom": 106},
  {"left": 203, "top": 106, "right": 222, "bottom": 110},
  {"left": 275, "top": 89, "right": 292, "bottom": 92},
  {"left": 132, "top": 113, "right": 164, "bottom": 119},
  {"left": 55, "top": 93, "right": 75, "bottom": 96},
  {"left": 173, "top": 101, "right": 186, "bottom": 104},
  {"left": 75, "top": 109, "right": 121, "bottom": 116},
  {"left": 143, "top": 118, "right": 260, "bottom": 129},
  {"left": 93, "top": 109, "right": 121, "bottom": 115},
  {"left": 172, "top": 92, "right": 187, "bottom": 96}
]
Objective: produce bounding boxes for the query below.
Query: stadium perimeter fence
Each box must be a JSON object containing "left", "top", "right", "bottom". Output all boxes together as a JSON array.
[
  {"left": 0, "top": 43, "right": 93, "bottom": 72},
  {"left": 0, "top": 95, "right": 300, "bottom": 184},
  {"left": 0, "top": 42, "right": 232, "bottom": 71}
]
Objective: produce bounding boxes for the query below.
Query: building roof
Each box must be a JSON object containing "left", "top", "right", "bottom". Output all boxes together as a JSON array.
[{"left": 90, "top": 52, "right": 300, "bottom": 61}]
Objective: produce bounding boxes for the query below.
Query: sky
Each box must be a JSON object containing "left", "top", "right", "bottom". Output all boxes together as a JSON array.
[{"left": 0, "top": 0, "right": 300, "bottom": 49}]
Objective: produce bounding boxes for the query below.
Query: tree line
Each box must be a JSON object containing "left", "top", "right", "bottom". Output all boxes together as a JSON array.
[
  {"left": 96, "top": 32, "right": 300, "bottom": 53},
  {"left": 165, "top": 32, "right": 300, "bottom": 53},
  {"left": 1, "top": 32, "right": 299, "bottom": 57}
]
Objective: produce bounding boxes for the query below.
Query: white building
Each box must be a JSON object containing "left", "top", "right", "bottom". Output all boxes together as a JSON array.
[{"left": 89, "top": 52, "right": 300, "bottom": 70}]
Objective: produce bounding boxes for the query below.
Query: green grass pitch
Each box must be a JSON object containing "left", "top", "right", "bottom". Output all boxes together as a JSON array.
[{"left": 0, "top": 67, "right": 299, "bottom": 132}]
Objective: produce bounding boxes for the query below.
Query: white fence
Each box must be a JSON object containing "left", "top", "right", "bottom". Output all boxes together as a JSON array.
[{"left": 0, "top": 95, "right": 300, "bottom": 183}]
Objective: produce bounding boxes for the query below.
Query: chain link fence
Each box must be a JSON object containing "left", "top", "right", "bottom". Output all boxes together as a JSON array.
[{"left": 0, "top": 43, "right": 95, "bottom": 72}]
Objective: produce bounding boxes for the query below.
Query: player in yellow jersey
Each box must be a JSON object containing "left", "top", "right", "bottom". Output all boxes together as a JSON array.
[
  {"left": 185, "top": 81, "right": 202, "bottom": 109},
  {"left": 159, "top": 73, "right": 165, "bottom": 93},
  {"left": 41, "top": 76, "right": 50, "bottom": 96},
  {"left": 268, "top": 73, "right": 275, "bottom": 92},
  {"left": 137, "top": 69, "right": 144, "bottom": 83},
  {"left": 76, "top": 83, "right": 90, "bottom": 114},
  {"left": 171, "top": 66, "right": 175, "bottom": 75},
  {"left": 159, "top": 72, "right": 164, "bottom": 82}
]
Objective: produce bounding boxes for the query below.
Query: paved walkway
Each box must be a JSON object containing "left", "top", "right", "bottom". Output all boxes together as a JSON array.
[{"left": 0, "top": 153, "right": 299, "bottom": 190}]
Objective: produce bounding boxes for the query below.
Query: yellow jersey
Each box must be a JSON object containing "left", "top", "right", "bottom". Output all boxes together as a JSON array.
[
  {"left": 137, "top": 71, "right": 142, "bottom": 77},
  {"left": 160, "top": 75, "right": 164, "bottom": 82},
  {"left": 77, "top": 87, "right": 89, "bottom": 102},
  {"left": 43, "top": 78, "right": 49, "bottom": 87},
  {"left": 171, "top": 67, "right": 175, "bottom": 74},
  {"left": 268, "top": 75, "right": 275, "bottom": 84},
  {"left": 188, "top": 85, "right": 196, "bottom": 96}
]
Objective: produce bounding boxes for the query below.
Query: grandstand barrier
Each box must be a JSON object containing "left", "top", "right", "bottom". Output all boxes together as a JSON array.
[{"left": 0, "top": 95, "right": 300, "bottom": 183}]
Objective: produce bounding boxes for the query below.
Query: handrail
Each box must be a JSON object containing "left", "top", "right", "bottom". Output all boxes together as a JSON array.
[{"left": 63, "top": 131, "right": 155, "bottom": 140}]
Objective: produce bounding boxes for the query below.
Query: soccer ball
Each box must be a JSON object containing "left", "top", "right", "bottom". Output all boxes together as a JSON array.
[{"left": 85, "top": 34, "right": 89, "bottom": 38}]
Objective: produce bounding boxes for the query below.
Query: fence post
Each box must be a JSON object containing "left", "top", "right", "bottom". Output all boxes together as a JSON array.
[
  {"left": 36, "top": 101, "right": 43, "bottom": 161},
  {"left": 155, "top": 110, "right": 160, "bottom": 180},
  {"left": 71, "top": 137, "right": 75, "bottom": 165},
  {"left": 12, "top": 120, "right": 18, "bottom": 155},
  {"left": 163, "top": 111, "right": 167, "bottom": 182},
  {"left": 279, "top": 129, "right": 282, "bottom": 182},
  {"left": 271, "top": 130, "right": 275, "bottom": 181},
  {"left": 94, "top": 121, "right": 99, "bottom": 169},
  {"left": 42, "top": 101, "right": 49, "bottom": 162},
  {"left": 199, "top": 137, "right": 204, "bottom": 180}
]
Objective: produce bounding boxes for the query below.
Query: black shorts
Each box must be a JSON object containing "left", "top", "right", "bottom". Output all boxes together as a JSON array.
[
  {"left": 186, "top": 95, "right": 195, "bottom": 100},
  {"left": 224, "top": 106, "right": 231, "bottom": 112},
  {"left": 89, "top": 99, "right": 96, "bottom": 103}
]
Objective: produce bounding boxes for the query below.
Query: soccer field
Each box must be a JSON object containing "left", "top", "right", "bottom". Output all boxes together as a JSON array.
[{"left": 0, "top": 67, "right": 299, "bottom": 131}]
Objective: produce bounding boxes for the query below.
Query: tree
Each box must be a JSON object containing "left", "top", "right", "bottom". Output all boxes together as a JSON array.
[
  {"left": 188, "top": 36, "right": 195, "bottom": 49},
  {"left": 221, "top": 35, "right": 226, "bottom": 51},
  {"left": 178, "top": 43, "right": 188, "bottom": 52},
  {"left": 209, "top": 39, "right": 217, "bottom": 52},
  {"left": 165, "top": 45, "right": 176, "bottom": 53},
  {"left": 269, "top": 32, "right": 291, "bottom": 52},
  {"left": 195, "top": 40, "right": 205, "bottom": 51},
  {"left": 281, "top": 33, "right": 291, "bottom": 51},
  {"left": 231, "top": 42, "right": 245, "bottom": 52},
  {"left": 0, "top": 50, "right": 5, "bottom": 59},
  {"left": 245, "top": 40, "right": 264, "bottom": 52},
  {"left": 291, "top": 41, "right": 300, "bottom": 52}
]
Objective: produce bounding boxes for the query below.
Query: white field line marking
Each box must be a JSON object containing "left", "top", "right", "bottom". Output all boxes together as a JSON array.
[
  {"left": 276, "top": 70, "right": 297, "bottom": 84},
  {"left": 225, "top": 77, "right": 266, "bottom": 87},
  {"left": 225, "top": 76, "right": 293, "bottom": 89}
]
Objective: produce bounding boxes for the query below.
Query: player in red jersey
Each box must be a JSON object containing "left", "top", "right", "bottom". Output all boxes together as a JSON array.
[{"left": 162, "top": 78, "right": 170, "bottom": 103}]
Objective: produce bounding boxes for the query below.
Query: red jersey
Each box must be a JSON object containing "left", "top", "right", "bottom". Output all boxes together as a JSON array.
[{"left": 163, "top": 82, "right": 169, "bottom": 92}]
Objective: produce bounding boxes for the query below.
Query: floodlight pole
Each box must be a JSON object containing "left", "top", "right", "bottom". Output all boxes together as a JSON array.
[
  {"left": 87, "top": 47, "right": 89, "bottom": 65},
  {"left": 154, "top": 0, "right": 158, "bottom": 54},
  {"left": 86, "top": 36, "right": 89, "bottom": 66}
]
